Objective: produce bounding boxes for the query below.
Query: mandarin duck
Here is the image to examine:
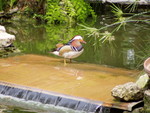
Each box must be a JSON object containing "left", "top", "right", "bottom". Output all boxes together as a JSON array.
[{"left": 51, "top": 35, "right": 86, "bottom": 65}]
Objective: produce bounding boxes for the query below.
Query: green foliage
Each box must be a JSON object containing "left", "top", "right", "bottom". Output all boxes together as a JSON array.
[
  {"left": 0, "top": 0, "right": 17, "bottom": 12},
  {"left": 44, "top": 0, "right": 96, "bottom": 24},
  {"left": 125, "top": 0, "right": 139, "bottom": 12},
  {"left": 45, "top": 0, "right": 65, "bottom": 24},
  {"left": 111, "top": 4, "right": 123, "bottom": 17},
  {"left": 0, "top": 0, "right": 96, "bottom": 24},
  {"left": 80, "top": 4, "right": 150, "bottom": 44},
  {"left": 135, "top": 37, "right": 150, "bottom": 68},
  {"left": 79, "top": 4, "right": 150, "bottom": 69},
  {"left": 0, "top": 0, "right": 3, "bottom": 11},
  {"left": 10, "top": 0, "right": 17, "bottom": 8},
  {"left": 69, "top": 0, "right": 96, "bottom": 22},
  {"left": 0, "top": 0, "right": 7, "bottom": 11}
]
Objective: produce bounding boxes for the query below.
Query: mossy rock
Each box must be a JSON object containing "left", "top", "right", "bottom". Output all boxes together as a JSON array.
[
  {"left": 0, "top": 46, "right": 20, "bottom": 58},
  {"left": 136, "top": 74, "right": 150, "bottom": 90},
  {"left": 144, "top": 90, "right": 150, "bottom": 112}
]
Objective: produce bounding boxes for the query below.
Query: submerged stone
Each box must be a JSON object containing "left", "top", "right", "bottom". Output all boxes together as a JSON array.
[{"left": 111, "top": 82, "right": 144, "bottom": 101}]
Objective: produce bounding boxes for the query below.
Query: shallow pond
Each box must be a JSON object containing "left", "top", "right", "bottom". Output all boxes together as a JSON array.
[
  {"left": 0, "top": 14, "right": 150, "bottom": 113},
  {"left": 2, "top": 15, "right": 150, "bottom": 69}
]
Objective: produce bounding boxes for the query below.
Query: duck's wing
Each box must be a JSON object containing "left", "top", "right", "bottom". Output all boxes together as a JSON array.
[{"left": 59, "top": 45, "right": 72, "bottom": 56}]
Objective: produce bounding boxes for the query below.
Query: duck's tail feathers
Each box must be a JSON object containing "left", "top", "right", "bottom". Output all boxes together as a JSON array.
[{"left": 49, "top": 51, "right": 59, "bottom": 56}]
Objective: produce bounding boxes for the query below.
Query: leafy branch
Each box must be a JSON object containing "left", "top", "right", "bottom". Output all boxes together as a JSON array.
[{"left": 78, "top": 4, "right": 150, "bottom": 43}]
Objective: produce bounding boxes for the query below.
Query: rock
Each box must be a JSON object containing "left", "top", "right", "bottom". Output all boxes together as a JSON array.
[
  {"left": 136, "top": 74, "right": 150, "bottom": 89},
  {"left": 0, "top": 25, "right": 20, "bottom": 57},
  {"left": 111, "top": 82, "right": 144, "bottom": 101},
  {"left": 0, "top": 25, "right": 6, "bottom": 32},
  {"left": 132, "top": 107, "right": 143, "bottom": 113},
  {"left": 144, "top": 90, "right": 150, "bottom": 112},
  {"left": 0, "top": 25, "right": 15, "bottom": 47}
]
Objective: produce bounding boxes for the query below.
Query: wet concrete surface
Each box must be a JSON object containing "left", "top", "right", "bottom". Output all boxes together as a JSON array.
[{"left": 0, "top": 54, "right": 140, "bottom": 103}]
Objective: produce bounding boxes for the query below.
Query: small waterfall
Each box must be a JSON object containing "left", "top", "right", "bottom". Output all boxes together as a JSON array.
[{"left": 0, "top": 83, "right": 106, "bottom": 113}]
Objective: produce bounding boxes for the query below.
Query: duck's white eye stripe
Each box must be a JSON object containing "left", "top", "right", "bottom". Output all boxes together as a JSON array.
[{"left": 73, "top": 36, "right": 83, "bottom": 40}]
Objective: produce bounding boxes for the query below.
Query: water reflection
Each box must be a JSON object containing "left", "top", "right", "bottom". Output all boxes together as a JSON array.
[
  {"left": 0, "top": 105, "right": 37, "bottom": 113},
  {"left": 122, "top": 36, "right": 136, "bottom": 69},
  {"left": 2, "top": 16, "right": 150, "bottom": 69},
  {"left": 53, "top": 66, "right": 83, "bottom": 80}
]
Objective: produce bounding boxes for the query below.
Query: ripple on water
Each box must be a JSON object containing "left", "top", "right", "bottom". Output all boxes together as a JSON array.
[{"left": 0, "top": 63, "right": 12, "bottom": 67}]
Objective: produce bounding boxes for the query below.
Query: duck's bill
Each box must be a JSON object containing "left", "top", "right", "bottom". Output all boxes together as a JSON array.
[{"left": 80, "top": 40, "right": 86, "bottom": 44}]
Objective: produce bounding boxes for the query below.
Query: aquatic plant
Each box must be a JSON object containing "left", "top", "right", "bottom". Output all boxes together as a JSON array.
[
  {"left": 78, "top": 3, "right": 150, "bottom": 66},
  {"left": 125, "top": 0, "right": 140, "bottom": 12},
  {"left": 79, "top": 3, "right": 150, "bottom": 43},
  {"left": 98, "top": 31, "right": 115, "bottom": 43},
  {"left": 134, "top": 37, "right": 150, "bottom": 69},
  {"left": 111, "top": 4, "right": 124, "bottom": 17}
]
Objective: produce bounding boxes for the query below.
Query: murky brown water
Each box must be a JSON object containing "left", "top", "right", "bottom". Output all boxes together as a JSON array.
[{"left": 0, "top": 54, "right": 139, "bottom": 103}]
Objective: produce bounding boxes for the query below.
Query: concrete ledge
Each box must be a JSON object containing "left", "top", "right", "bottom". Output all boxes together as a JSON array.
[
  {"left": 0, "top": 81, "right": 143, "bottom": 112},
  {"left": 0, "top": 81, "right": 103, "bottom": 112},
  {"left": 87, "top": 0, "right": 150, "bottom": 5}
]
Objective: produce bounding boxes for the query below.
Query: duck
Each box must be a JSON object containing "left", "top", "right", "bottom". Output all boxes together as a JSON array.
[{"left": 51, "top": 35, "right": 86, "bottom": 65}]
